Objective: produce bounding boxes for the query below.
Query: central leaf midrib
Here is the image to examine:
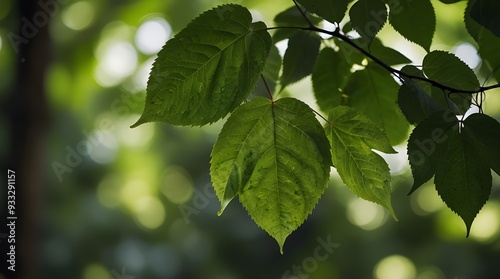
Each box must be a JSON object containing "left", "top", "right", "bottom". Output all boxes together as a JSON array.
[
  {"left": 459, "top": 136, "right": 473, "bottom": 220},
  {"left": 222, "top": 103, "right": 271, "bottom": 195},
  {"left": 184, "top": 29, "right": 250, "bottom": 85},
  {"left": 276, "top": 146, "right": 309, "bottom": 212},
  {"left": 270, "top": 103, "right": 284, "bottom": 240},
  {"left": 186, "top": 29, "right": 253, "bottom": 113}
]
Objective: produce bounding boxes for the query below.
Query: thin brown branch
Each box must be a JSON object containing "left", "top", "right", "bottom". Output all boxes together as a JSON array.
[{"left": 265, "top": 25, "right": 500, "bottom": 95}]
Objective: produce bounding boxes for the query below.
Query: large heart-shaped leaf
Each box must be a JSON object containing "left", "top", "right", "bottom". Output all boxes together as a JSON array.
[
  {"left": 132, "top": 5, "right": 271, "bottom": 127},
  {"left": 210, "top": 97, "right": 331, "bottom": 252}
]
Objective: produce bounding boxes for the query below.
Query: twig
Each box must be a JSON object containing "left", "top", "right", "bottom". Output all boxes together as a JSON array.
[{"left": 268, "top": 3, "right": 500, "bottom": 95}]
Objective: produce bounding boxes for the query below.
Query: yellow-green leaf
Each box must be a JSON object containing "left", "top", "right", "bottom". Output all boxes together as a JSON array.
[
  {"left": 132, "top": 5, "right": 271, "bottom": 127},
  {"left": 210, "top": 97, "right": 331, "bottom": 253},
  {"left": 326, "top": 106, "right": 397, "bottom": 218}
]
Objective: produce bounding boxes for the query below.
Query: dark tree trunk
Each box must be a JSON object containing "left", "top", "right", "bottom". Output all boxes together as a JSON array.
[{"left": 2, "top": 0, "right": 51, "bottom": 278}]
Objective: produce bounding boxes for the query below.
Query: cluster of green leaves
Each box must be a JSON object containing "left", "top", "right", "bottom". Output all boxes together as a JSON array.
[{"left": 132, "top": 0, "right": 500, "bottom": 252}]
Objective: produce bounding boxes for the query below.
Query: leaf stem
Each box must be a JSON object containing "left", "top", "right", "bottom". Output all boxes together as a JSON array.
[
  {"left": 261, "top": 74, "right": 274, "bottom": 100},
  {"left": 291, "top": 0, "right": 316, "bottom": 28},
  {"left": 311, "top": 108, "right": 329, "bottom": 123}
]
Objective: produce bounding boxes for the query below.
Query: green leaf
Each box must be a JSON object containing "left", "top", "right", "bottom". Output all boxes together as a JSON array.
[
  {"left": 312, "top": 47, "right": 351, "bottom": 111},
  {"left": 407, "top": 110, "right": 458, "bottom": 193},
  {"left": 397, "top": 81, "right": 440, "bottom": 125},
  {"left": 280, "top": 31, "right": 321, "bottom": 90},
  {"left": 388, "top": 0, "right": 435, "bottom": 51},
  {"left": 343, "top": 63, "right": 410, "bottom": 145},
  {"left": 470, "top": 0, "right": 500, "bottom": 37},
  {"left": 408, "top": 111, "right": 494, "bottom": 234},
  {"left": 423, "top": 50, "right": 480, "bottom": 92},
  {"left": 210, "top": 97, "right": 331, "bottom": 253},
  {"left": 463, "top": 114, "right": 500, "bottom": 176},
  {"left": 369, "top": 38, "right": 412, "bottom": 65},
  {"left": 435, "top": 122, "right": 492, "bottom": 236},
  {"left": 326, "top": 106, "right": 396, "bottom": 217},
  {"left": 296, "top": 0, "right": 352, "bottom": 23},
  {"left": 349, "top": 0, "right": 387, "bottom": 43},
  {"left": 465, "top": 0, "right": 500, "bottom": 83},
  {"left": 131, "top": 5, "right": 271, "bottom": 127}
]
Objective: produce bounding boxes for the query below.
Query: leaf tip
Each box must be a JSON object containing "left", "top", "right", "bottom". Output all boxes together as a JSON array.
[
  {"left": 386, "top": 205, "right": 398, "bottom": 221},
  {"left": 463, "top": 217, "right": 475, "bottom": 238},
  {"left": 271, "top": 232, "right": 289, "bottom": 254},
  {"left": 130, "top": 116, "right": 147, "bottom": 128},
  {"left": 379, "top": 188, "right": 398, "bottom": 220},
  {"left": 217, "top": 199, "right": 232, "bottom": 216},
  {"left": 464, "top": 219, "right": 473, "bottom": 238},
  {"left": 277, "top": 238, "right": 286, "bottom": 255}
]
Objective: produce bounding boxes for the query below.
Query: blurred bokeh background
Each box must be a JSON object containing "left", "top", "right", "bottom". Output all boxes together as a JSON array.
[{"left": 1, "top": 0, "right": 500, "bottom": 278}]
